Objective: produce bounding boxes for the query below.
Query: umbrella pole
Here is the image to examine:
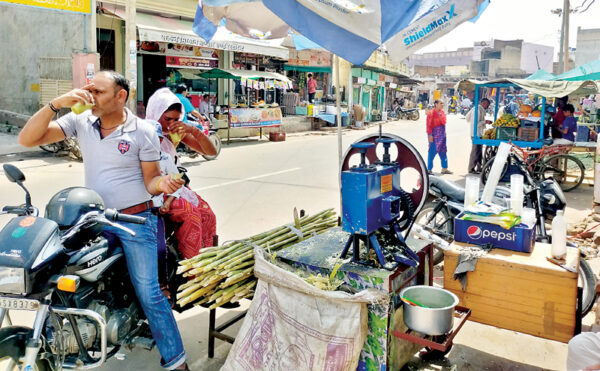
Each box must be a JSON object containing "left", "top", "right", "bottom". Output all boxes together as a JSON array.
[
  {"left": 227, "top": 79, "right": 231, "bottom": 145},
  {"left": 334, "top": 55, "right": 343, "bottom": 215},
  {"left": 335, "top": 55, "right": 342, "bottom": 166}
]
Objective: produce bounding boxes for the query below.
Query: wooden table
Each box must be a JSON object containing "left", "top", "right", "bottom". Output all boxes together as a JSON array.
[{"left": 444, "top": 241, "right": 579, "bottom": 343}]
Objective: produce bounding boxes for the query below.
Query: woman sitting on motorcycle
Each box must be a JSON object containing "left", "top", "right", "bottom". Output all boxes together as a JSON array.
[{"left": 146, "top": 88, "right": 217, "bottom": 259}]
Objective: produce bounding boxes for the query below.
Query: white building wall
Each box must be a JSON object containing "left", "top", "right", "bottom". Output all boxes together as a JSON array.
[
  {"left": 520, "top": 43, "right": 554, "bottom": 74},
  {"left": 575, "top": 28, "right": 600, "bottom": 66}
]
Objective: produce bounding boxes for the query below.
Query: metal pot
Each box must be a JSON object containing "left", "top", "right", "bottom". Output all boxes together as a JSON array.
[{"left": 400, "top": 285, "right": 459, "bottom": 336}]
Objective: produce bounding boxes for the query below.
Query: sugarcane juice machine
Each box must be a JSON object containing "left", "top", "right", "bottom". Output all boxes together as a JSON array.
[{"left": 340, "top": 134, "right": 430, "bottom": 270}]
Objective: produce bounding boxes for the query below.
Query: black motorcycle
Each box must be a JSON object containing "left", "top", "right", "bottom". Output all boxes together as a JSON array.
[
  {"left": 411, "top": 167, "right": 597, "bottom": 315},
  {"left": 0, "top": 164, "right": 185, "bottom": 370},
  {"left": 394, "top": 106, "right": 420, "bottom": 121}
]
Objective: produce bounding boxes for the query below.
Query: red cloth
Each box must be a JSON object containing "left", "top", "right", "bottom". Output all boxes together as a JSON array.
[
  {"left": 426, "top": 109, "right": 446, "bottom": 134},
  {"left": 308, "top": 78, "right": 317, "bottom": 94},
  {"left": 165, "top": 193, "right": 217, "bottom": 260},
  {"left": 553, "top": 108, "right": 565, "bottom": 126}
]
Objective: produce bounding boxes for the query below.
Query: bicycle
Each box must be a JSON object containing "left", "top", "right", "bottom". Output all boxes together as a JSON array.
[{"left": 480, "top": 141, "right": 585, "bottom": 192}]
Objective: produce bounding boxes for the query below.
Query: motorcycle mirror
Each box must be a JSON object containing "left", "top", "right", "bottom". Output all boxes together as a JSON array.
[{"left": 3, "top": 164, "right": 25, "bottom": 183}]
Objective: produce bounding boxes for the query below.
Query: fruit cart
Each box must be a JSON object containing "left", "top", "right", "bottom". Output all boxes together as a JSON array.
[
  {"left": 198, "top": 68, "right": 291, "bottom": 142},
  {"left": 457, "top": 79, "right": 600, "bottom": 149},
  {"left": 456, "top": 79, "right": 600, "bottom": 164}
]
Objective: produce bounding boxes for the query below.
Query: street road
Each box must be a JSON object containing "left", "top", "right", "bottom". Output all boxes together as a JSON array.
[{"left": 0, "top": 113, "right": 587, "bottom": 370}]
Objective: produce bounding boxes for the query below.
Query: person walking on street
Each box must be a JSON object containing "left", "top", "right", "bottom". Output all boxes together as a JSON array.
[
  {"left": 426, "top": 100, "right": 452, "bottom": 175},
  {"left": 307, "top": 73, "right": 317, "bottom": 103},
  {"left": 465, "top": 98, "right": 491, "bottom": 173},
  {"left": 17, "top": 71, "right": 190, "bottom": 371}
]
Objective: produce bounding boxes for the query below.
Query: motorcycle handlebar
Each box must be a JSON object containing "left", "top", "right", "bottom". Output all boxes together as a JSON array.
[{"left": 104, "top": 209, "right": 147, "bottom": 224}]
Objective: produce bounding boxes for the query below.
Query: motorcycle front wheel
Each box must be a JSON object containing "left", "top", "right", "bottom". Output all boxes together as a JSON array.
[
  {"left": 0, "top": 327, "right": 50, "bottom": 371},
  {"left": 202, "top": 133, "right": 222, "bottom": 161},
  {"left": 410, "top": 110, "right": 420, "bottom": 121}
]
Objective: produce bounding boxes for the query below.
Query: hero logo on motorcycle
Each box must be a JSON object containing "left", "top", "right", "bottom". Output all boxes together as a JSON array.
[{"left": 467, "top": 225, "right": 516, "bottom": 241}]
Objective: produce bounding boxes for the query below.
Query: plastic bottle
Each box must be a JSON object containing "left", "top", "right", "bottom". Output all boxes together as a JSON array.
[
  {"left": 551, "top": 210, "right": 567, "bottom": 260},
  {"left": 85, "top": 63, "right": 95, "bottom": 85}
]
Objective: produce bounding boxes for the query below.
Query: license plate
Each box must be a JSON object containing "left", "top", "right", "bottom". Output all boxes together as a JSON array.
[{"left": 0, "top": 297, "right": 40, "bottom": 311}]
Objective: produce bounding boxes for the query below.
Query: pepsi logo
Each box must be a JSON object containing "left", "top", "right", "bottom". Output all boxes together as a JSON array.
[{"left": 467, "top": 226, "right": 482, "bottom": 239}]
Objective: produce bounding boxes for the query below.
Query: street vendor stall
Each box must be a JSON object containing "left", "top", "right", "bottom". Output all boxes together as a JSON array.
[
  {"left": 457, "top": 78, "right": 600, "bottom": 150},
  {"left": 198, "top": 68, "right": 291, "bottom": 142}
]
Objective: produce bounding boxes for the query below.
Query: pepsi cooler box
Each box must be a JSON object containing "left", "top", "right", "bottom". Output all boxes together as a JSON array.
[{"left": 454, "top": 212, "right": 535, "bottom": 253}]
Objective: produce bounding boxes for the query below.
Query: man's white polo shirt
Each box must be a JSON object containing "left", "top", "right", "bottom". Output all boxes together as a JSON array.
[{"left": 56, "top": 108, "right": 160, "bottom": 210}]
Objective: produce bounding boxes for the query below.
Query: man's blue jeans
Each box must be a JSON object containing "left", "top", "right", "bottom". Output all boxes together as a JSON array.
[{"left": 104, "top": 210, "right": 185, "bottom": 369}]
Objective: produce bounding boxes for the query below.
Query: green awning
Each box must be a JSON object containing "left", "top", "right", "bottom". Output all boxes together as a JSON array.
[
  {"left": 554, "top": 59, "right": 600, "bottom": 81},
  {"left": 525, "top": 69, "right": 555, "bottom": 81},
  {"left": 283, "top": 65, "right": 332, "bottom": 73},
  {"left": 456, "top": 78, "right": 599, "bottom": 98},
  {"left": 198, "top": 68, "right": 291, "bottom": 82}
]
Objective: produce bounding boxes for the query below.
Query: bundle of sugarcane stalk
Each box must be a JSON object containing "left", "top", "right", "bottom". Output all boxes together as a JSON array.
[{"left": 176, "top": 208, "right": 337, "bottom": 309}]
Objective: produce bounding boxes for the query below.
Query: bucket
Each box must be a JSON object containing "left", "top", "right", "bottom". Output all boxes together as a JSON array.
[{"left": 400, "top": 285, "right": 458, "bottom": 335}]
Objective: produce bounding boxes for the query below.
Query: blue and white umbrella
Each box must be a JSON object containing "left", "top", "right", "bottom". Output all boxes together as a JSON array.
[{"left": 194, "top": 0, "right": 489, "bottom": 65}]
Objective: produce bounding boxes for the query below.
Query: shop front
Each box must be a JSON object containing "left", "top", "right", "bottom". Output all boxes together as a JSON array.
[
  {"left": 232, "top": 52, "right": 287, "bottom": 106},
  {"left": 105, "top": 9, "right": 289, "bottom": 115},
  {"left": 284, "top": 50, "right": 332, "bottom": 102}
]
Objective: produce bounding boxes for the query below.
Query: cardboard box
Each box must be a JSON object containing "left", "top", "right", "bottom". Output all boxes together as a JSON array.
[
  {"left": 444, "top": 241, "right": 578, "bottom": 343},
  {"left": 518, "top": 127, "right": 540, "bottom": 142},
  {"left": 454, "top": 212, "right": 535, "bottom": 253}
]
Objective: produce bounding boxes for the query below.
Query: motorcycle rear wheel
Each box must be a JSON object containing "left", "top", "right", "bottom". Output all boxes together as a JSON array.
[
  {"left": 412, "top": 201, "right": 453, "bottom": 265},
  {"left": 410, "top": 110, "right": 420, "bottom": 121},
  {"left": 202, "top": 133, "right": 222, "bottom": 161}
]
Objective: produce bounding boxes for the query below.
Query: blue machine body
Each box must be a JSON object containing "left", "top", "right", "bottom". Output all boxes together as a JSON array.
[{"left": 341, "top": 163, "right": 402, "bottom": 235}]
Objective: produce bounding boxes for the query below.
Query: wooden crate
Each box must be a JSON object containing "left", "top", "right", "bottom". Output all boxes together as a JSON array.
[{"left": 443, "top": 241, "right": 579, "bottom": 343}]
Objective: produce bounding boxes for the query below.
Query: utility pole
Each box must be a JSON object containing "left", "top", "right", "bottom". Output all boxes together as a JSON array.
[
  {"left": 563, "top": 0, "right": 570, "bottom": 73},
  {"left": 125, "top": 0, "right": 137, "bottom": 112}
]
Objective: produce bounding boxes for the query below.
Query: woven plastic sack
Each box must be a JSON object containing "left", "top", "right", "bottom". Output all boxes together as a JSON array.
[{"left": 221, "top": 246, "right": 388, "bottom": 371}]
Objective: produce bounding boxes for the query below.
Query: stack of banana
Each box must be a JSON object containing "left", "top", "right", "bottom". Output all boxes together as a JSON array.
[{"left": 493, "top": 113, "right": 519, "bottom": 127}]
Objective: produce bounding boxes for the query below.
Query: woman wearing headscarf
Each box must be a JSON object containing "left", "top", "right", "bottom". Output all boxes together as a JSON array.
[
  {"left": 426, "top": 100, "right": 452, "bottom": 175},
  {"left": 146, "top": 88, "right": 217, "bottom": 259}
]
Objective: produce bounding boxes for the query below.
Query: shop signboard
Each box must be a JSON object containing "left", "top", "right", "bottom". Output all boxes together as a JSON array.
[
  {"left": 166, "top": 56, "right": 217, "bottom": 70},
  {"left": 1, "top": 0, "right": 91, "bottom": 14},
  {"left": 139, "top": 42, "right": 218, "bottom": 60},
  {"left": 287, "top": 50, "right": 331, "bottom": 67},
  {"left": 230, "top": 108, "right": 282, "bottom": 128}
]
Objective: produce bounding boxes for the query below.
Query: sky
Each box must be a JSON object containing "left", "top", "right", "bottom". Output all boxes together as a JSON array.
[{"left": 419, "top": 0, "right": 600, "bottom": 60}]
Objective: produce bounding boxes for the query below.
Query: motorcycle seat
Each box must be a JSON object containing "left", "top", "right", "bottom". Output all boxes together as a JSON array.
[{"left": 429, "top": 176, "right": 464, "bottom": 202}]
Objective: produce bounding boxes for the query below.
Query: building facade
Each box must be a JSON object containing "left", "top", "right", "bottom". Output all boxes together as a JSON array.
[{"left": 575, "top": 27, "right": 600, "bottom": 66}]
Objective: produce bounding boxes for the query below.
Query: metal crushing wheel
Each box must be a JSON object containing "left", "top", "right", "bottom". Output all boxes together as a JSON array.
[{"left": 340, "top": 133, "right": 429, "bottom": 227}]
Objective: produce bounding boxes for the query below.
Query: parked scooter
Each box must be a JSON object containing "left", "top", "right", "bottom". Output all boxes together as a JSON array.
[
  {"left": 0, "top": 164, "right": 188, "bottom": 370},
  {"left": 395, "top": 106, "right": 420, "bottom": 121},
  {"left": 410, "top": 165, "right": 597, "bottom": 315}
]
